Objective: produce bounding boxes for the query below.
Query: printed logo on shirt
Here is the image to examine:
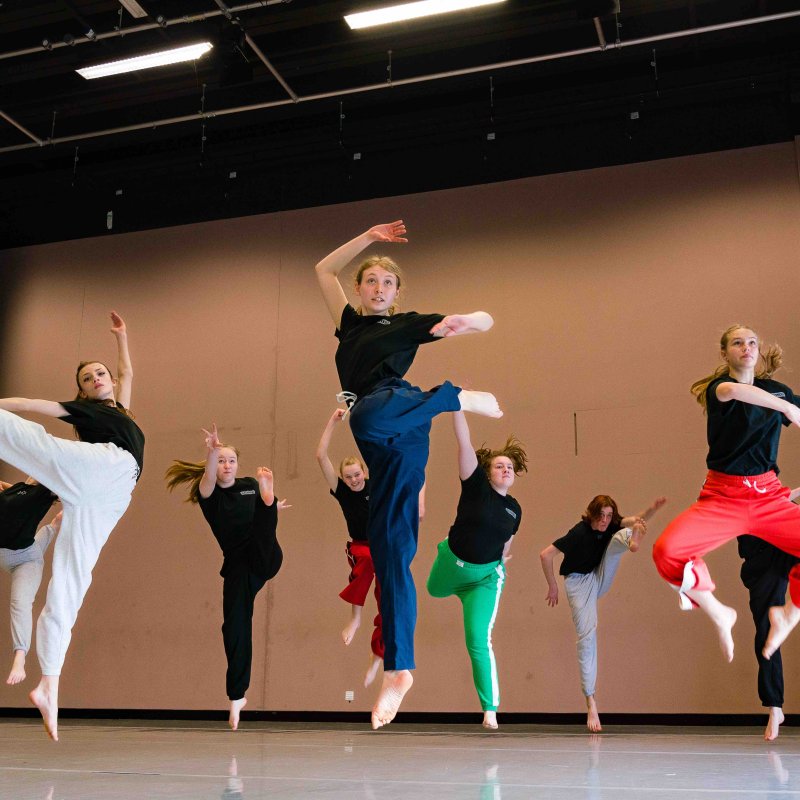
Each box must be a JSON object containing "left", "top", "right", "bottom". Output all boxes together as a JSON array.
[
  {"left": 771, "top": 392, "right": 787, "bottom": 399},
  {"left": 240, "top": 489, "right": 257, "bottom": 495},
  {"left": 504, "top": 507, "right": 517, "bottom": 519},
  {"left": 377, "top": 319, "right": 391, "bottom": 325}
]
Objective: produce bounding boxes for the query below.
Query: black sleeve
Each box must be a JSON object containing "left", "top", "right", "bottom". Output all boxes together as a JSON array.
[
  {"left": 513, "top": 504, "right": 522, "bottom": 536},
  {"left": 335, "top": 304, "right": 359, "bottom": 339},
  {"left": 402, "top": 311, "right": 447, "bottom": 344},
  {"left": 553, "top": 522, "right": 581, "bottom": 554},
  {"left": 57, "top": 399, "right": 97, "bottom": 423}
]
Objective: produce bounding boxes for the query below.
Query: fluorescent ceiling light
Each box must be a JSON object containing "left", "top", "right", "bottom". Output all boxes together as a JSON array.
[
  {"left": 119, "top": 0, "right": 148, "bottom": 18},
  {"left": 76, "top": 42, "right": 213, "bottom": 80},
  {"left": 345, "top": 0, "right": 505, "bottom": 30}
]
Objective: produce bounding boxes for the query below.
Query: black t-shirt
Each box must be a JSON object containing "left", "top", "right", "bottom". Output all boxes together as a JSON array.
[
  {"left": 0, "top": 482, "right": 56, "bottom": 550},
  {"left": 198, "top": 477, "right": 276, "bottom": 561},
  {"left": 334, "top": 304, "right": 445, "bottom": 398},
  {"left": 706, "top": 376, "right": 800, "bottom": 476},
  {"left": 331, "top": 477, "right": 369, "bottom": 542},
  {"left": 553, "top": 519, "right": 623, "bottom": 576},
  {"left": 58, "top": 399, "right": 145, "bottom": 477},
  {"left": 447, "top": 466, "right": 521, "bottom": 564}
]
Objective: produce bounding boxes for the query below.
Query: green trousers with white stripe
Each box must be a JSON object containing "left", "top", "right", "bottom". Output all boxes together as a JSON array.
[{"left": 426, "top": 539, "right": 506, "bottom": 711}]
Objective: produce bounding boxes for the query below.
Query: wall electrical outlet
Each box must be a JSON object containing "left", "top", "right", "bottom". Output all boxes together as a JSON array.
[{"left": 345, "top": 690, "right": 354, "bottom": 702}]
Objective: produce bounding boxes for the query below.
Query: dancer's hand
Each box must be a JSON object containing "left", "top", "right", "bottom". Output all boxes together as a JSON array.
[
  {"left": 430, "top": 315, "right": 471, "bottom": 337},
  {"left": 277, "top": 498, "right": 292, "bottom": 511},
  {"left": 545, "top": 586, "right": 559, "bottom": 607},
  {"left": 367, "top": 220, "right": 408, "bottom": 243},
  {"left": 329, "top": 408, "right": 346, "bottom": 425},
  {"left": 109, "top": 310, "right": 127, "bottom": 336},
  {"left": 202, "top": 423, "right": 223, "bottom": 452}
]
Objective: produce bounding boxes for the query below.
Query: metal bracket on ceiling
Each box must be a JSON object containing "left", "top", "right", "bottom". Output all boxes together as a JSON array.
[
  {"left": 593, "top": 17, "right": 607, "bottom": 50},
  {"left": 0, "top": 109, "right": 43, "bottom": 145}
]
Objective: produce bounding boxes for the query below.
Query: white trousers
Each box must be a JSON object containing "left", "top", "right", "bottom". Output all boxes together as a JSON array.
[
  {"left": 564, "top": 528, "right": 632, "bottom": 697},
  {"left": 0, "top": 409, "right": 137, "bottom": 675},
  {"left": 0, "top": 522, "right": 57, "bottom": 653}
]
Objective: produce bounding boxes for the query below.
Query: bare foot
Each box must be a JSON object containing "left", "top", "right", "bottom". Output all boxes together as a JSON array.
[
  {"left": 628, "top": 522, "right": 646, "bottom": 553},
  {"left": 342, "top": 605, "right": 362, "bottom": 646},
  {"left": 6, "top": 650, "right": 26, "bottom": 685},
  {"left": 229, "top": 697, "right": 247, "bottom": 731},
  {"left": 364, "top": 653, "right": 382, "bottom": 688},
  {"left": 586, "top": 696, "right": 602, "bottom": 733},
  {"left": 482, "top": 710, "right": 498, "bottom": 730},
  {"left": 765, "top": 707, "right": 784, "bottom": 741},
  {"left": 371, "top": 669, "right": 413, "bottom": 729},
  {"left": 458, "top": 390, "right": 503, "bottom": 419},
  {"left": 686, "top": 589, "right": 737, "bottom": 662},
  {"left": 764, "top": 601, "right": 800, "bottom": 660},
  {"left": 29, "top": 677, "right": 59, "bottom": 741}
]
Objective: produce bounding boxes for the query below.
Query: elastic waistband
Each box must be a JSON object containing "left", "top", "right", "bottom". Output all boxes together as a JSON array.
[
  {"left": 705, "top": 469, "right": 778, "bottom": 486},
  {"left": 438, "top": 538, "right": 501, "bottom": 570}
]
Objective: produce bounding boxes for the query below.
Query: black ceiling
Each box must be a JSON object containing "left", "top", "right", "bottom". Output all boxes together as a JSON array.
[{"left": 1, "top": 0, "right": 799, "bottom": 249}]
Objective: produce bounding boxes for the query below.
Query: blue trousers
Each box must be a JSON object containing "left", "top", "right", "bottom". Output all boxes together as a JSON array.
[{"left": 350, "top": 378, "right": 461, "bottom": 670}]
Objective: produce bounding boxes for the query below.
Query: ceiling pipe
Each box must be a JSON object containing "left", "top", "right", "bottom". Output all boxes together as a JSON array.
[
  {"left": 0, "top": 9, "right": 798, "bottom": 155},
  {"left": 0, "top": 0, "right": 289, "bottom": 62},
  {"left": 0, "top": 110, "right": 43, "bottom": 145}
]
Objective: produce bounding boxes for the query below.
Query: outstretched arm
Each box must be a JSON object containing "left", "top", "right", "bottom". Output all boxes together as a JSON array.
[
  {"left": 0, "top": 398, "right": 68, "bottom": 418},
  {"left": 621, "top": 496, "right": 667, "bottom": 528},
  {"left": 540, "top": 545, "right": 561, "bottom": 607},
  {"left": 315, "top": 221, "right": 408, "bottom": 327},
  {"left": 316, "top": 409, "right": 345, "bottom": 492},
  {"left": 198, "top": 424, "right": 222, "bottom": 499},
  {"left": 452, "top": 411, "right": 478, "bottom": 480},
  {"left": 716, "top": 382, "right": 800, "bottom": 427},
  {"left": 430, "top": 312, "right": 493, "bottom": 338},
  {"left": 110, "top": 311, "right": 133, "bottom": 409}
]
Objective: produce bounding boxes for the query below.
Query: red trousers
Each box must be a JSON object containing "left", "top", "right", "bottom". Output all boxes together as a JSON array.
[
  {"left": 653, "top": 470, "right": 800, "bottom": 606},
  {"left": 339, "top": 540, "right": 384, "bottom": 658}
]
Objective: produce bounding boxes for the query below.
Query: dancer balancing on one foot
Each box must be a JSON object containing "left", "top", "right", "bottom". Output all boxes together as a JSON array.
[
  {"left": 0, "top": 478, "right": 62, "bottom": 685},
  {"left": 0, "top": 311, "right": 143, "bottom": 740},
  {"left": 738, "top": 488, "right": 800, "bottom": 741},
  {"left": 166, "top": 424, "right": 287, "bottom": 731},
  {"left": 317, "top": 409, "right": 426, "bottom": 688},
  {"left": 426, "top": 412, "right": 526, "bottom": 730},
  {"left": 652, "top": 325, "right": 800, "bottom": 665},
  {"left": 540, "top": 494, "right": 666, "bottom": 732},
  {"left": 315, "top": 220, "right": 501, "bottom": 729}
]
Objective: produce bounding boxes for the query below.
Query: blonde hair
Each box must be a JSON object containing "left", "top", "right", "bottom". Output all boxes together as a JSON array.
[
  {"left": 339, "top": 456, "right": 367, "bottom": 478},
  {"left": 165, "top": 445, "right": 240, "bottom": 504},
  {"left": 354, "top": 256, "right": 404, "bottom": 316},
  {"left": 476, "top": 436, "right": 529, "bottom": 478},
  {"left": 690, "top": 324, "right": 783, "bottom": 411}
]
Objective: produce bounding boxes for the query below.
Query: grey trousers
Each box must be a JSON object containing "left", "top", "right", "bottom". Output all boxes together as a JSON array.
[
  {"left": 0, "top": 522, "right": 58, "bottom": 653},
  {"left": 564, "top": 528, "right": 632, "bottom": 697}
]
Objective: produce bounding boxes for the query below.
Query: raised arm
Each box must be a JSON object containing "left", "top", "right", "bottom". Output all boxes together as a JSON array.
[
  {"left": 716, "top": 382, "right": 800, "bottom": 427},
  {"left": 198, "top": 424, "right": 222, "bottom": 500},
  {"left": 0, "top": 398, "right": 68, "bottom": 418},
  {"left": 452, "top": 411, "right": 478, "bottom": 480},
  {"left": 110, "top": 311, "right": 133, "bottom": 409},
  {"left": 316, "top": 409, "right": 345, "bottom": 492},
  {"left": 621, "top": 496, "right": 667, "bottom": 528},
  {"left": 314, "top": 221, "right": 408, "bottom": 327},
  {"left": 430, "top": 311, "right": 494, "bottom": 338},
  {"left": 540, "top": 545, "right": 561, "bottom": 607}
]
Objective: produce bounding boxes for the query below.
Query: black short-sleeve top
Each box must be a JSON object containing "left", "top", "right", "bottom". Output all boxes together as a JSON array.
[
  {"left": 198, "top": 477, "right": 276, "bottom": 560},
  {"left": 447, "top": 466, "right": 521, "bottom": 564},
  {"left": 0, "top": 482, "right": 56, "bottom": 550},
  {"left": 706, "top": 376, "right": 800, "bottom": 476},
  {"left": 552, "top": 519, "right": 622, "bottom": 576},
  {"left": 334, "top": 304, "right": 445, "bottom": 398},
  {"left": 58, "top": 399, "right": 145, "bottom": 477},
  {"left": 331, "top": 477, "right": 369, "bottom": 542}
]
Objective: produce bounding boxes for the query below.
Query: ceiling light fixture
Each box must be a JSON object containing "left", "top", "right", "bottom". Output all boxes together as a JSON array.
[
  {"left": 119, "top": 0, "right": 148, "bottom": 18},
  {"left": 76, "top": 41, "right": 213, "bottom": 79},
  {"left": 345, "top": 0, "right": 505, "bottom": 30}
]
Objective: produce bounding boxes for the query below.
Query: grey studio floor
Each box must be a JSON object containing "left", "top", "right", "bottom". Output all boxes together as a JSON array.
[{"left": 1, "top": 718, "right": 799, "bottom": 799}]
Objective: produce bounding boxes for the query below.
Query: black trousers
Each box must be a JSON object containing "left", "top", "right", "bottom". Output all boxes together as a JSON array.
[
  {"left": 222, "top": 499, "right": 283, "bottom": 701},
  {"left": 739, "top": 535, "right": 798, "bottom": 708}
]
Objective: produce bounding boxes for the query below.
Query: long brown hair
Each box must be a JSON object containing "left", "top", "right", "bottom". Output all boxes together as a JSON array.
[
  {"left": 165, "top": 446, "right": 240, "bottom": 504},
  {"left": 581, "top": 495, "right": 622, "bottom": 527},
  {"left": 354, "top": 256, "right": 403, "bottom": 316},
  {"left": 475, "top": 436, "right": 528, "bottom": 479},
  {"left": 74, "top": 360, "right": 134, "bottom": 419},
  {"left": 690, "top": 325, "right": 783, "bottom": 411}
]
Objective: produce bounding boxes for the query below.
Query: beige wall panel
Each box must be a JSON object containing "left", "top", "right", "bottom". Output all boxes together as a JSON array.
[{"left": 0, "top": 142, "right": 799, "bottom": 716}]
